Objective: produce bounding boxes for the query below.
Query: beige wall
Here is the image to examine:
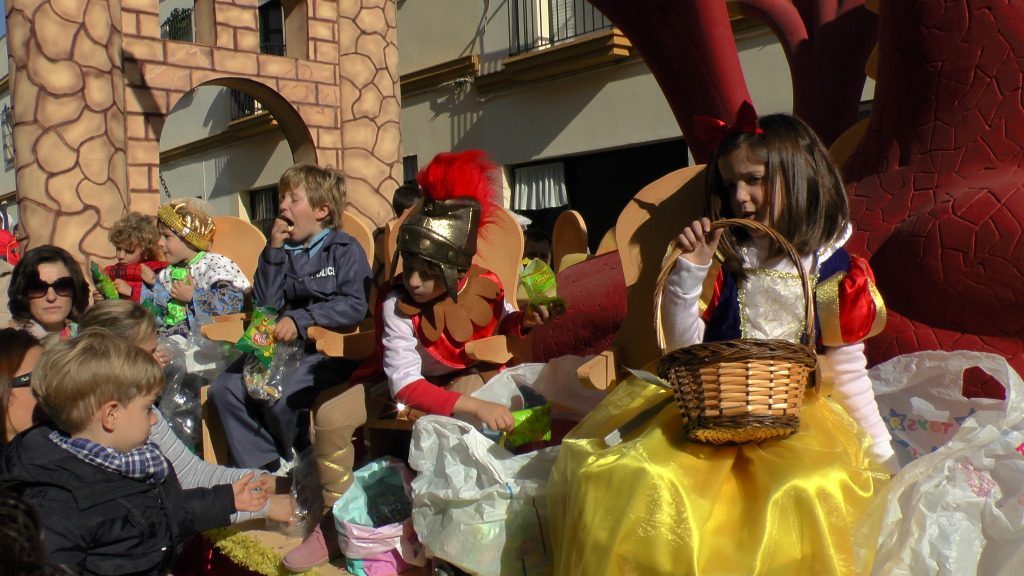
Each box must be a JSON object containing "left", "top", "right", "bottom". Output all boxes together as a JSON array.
[
  {"left": 396, "top": 0, "right": 492, "bottom": 74},
  {"left": 397, "top": 2, "right": 807, "bottom": 168},
  {"left": 160, "top": 129, "right": 293, "bottom": 217}
]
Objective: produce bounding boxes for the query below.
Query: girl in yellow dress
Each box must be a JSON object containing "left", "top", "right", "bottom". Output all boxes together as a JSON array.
[{"left": 547, "top": 107, "right": 895, "bottom": 576}]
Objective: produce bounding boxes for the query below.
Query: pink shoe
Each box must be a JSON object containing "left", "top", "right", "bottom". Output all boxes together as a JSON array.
[{"left": 283, "top": 520, "right": 341, "bottom": 572}]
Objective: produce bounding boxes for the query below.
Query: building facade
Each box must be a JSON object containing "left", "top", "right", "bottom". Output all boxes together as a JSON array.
[{"left": 394, "top": 0, "right": 817, "bottom": 247}]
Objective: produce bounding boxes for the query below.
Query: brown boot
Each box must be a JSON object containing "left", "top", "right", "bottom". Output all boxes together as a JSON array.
[{"left": 311, "top": 384, "right": 367, "bottom": 508}]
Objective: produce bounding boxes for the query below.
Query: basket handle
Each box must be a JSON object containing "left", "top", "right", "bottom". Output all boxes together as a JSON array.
[{"left": 653, "top": 219, "right": 816, "bottom": 355}]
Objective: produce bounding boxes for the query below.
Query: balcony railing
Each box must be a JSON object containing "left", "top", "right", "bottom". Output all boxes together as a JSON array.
[
  {"left": 261, "top": 42, "right": 286, "bottom": 56},
  {"left": 229, "top": 89, "right": 265, "bottom": 121},
  {"left": 509, "top": 0, "right": 613, "bottom": 56},
  {"left": 160, "top": 7, "right": 194, "bottom": 43}
]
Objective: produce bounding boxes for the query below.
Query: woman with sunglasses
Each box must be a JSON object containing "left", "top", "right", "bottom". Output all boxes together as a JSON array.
[
  {"left": 0, "top": 328, "right": 43, "bottom": 445},
  {"left": 7, "top": 245, "right": 90, "bottom": 340}
]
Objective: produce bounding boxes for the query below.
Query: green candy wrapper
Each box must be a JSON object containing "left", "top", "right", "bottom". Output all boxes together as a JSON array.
[
  {"left": 501, "top": 402, "right": 552, "bottom": 449},
  {"left": 90, "top": 261, "right": 119, "bottom": 300},
  {"left": 236, "top": 307, "right": 277, "bottom": 369},
  {"left": 519, "top": 258, "right": 566, "bottom": 312}
]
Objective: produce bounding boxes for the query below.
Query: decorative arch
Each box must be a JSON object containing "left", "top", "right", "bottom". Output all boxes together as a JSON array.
[{"left": 168, "top": 77, "right": 318, "bottom": 166}]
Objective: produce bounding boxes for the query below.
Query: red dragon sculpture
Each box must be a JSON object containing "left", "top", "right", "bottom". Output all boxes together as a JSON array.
[
  {"left": 580, "top": 0, "right": 1023, "bottom": 388},
  {"left": 844, "top": 0, "right": 1024, "bottom": 387}
]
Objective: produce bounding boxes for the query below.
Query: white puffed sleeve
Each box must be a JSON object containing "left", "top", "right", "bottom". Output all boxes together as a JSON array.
[{"left": 660, "top": 256, "right": 711, "bottom": 351}]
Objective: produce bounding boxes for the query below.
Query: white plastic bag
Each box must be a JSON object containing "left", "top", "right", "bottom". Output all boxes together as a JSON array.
[
  {"left": 871, "top": 351, "right": 1024, "bottom": 576},
  {"left": 872, "top": 351, "right": 1009, "bottom": 467},
  {"left": 409, "top": 415, "right": 559, "bottom": 576},
  {"left": 488, "top": 355, "right": 606, "bottom": 415}
]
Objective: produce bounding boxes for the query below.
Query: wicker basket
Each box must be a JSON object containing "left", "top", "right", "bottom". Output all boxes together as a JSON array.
[{"left": 653, "top": 219, "right": 818, "bottom": 444}]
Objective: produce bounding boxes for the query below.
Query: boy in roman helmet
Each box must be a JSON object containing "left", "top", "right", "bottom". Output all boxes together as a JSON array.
[{"left": 282, "top": 150, "right": 564, "bottom": 571}]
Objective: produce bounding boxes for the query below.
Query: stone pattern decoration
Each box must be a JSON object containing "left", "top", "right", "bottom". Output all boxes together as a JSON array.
[
  {"left": 338, "top": 0, "right": 403, "bottom": 227},
  {"left": 844, "top": 0, "right": 1024, "bottom": 378},
  {"left": 8, "top": 0, "right": 400, "bottom": 263},
  {"left": 7, "top": 0, "right": 129, "bottom": 261}
]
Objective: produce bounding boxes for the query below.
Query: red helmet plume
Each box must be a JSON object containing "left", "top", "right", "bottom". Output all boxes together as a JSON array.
[{"left": 416, "top": 149, "right": 500, "bottom": 230}]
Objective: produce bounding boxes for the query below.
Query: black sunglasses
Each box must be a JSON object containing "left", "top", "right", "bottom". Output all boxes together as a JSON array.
[
  {"left": 11, "top": 373, "right": 31, "bottom": 388},
  {"left": 27, "top": 277, "right": 75, "bottom": 299}
]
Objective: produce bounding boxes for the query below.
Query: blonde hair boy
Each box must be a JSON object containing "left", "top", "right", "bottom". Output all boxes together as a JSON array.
[
  {"left": 2, "top": 329, "right": 269, "bottom": 575},
  {"left": 32, "top": 329, "right": 163, "bottom": 435},
  {"left": 278, "top": 164, "right": 347, "bottom": 229}
]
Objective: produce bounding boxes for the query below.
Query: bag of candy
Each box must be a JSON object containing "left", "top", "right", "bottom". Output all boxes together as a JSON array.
[
  {"left": 236, "top": 307, "right": 304, "bottom": 404},
  {"left": 236, "top": 307, "right": 278, "bottom": 368},
  {"left": 519, "top": 258, "right": 566, "bottom": 312}
]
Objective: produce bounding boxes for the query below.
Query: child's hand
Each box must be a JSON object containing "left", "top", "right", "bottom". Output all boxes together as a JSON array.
[
  {"left": 113, "top": 278, "right": 133, "bottom": 298},
  {"left": 273, "top": 316, "right": 299, "bottom": 342},
  {"left": 522, "top": 302, "right": 565, "bottom": 329},
  {"left": 676, "top": 218, "right": 723, "bottom": 266},
  {"left": 270, "top": 218, "right": 290, "bottom": 248},
  {"left": 267, "top": 493, "right": 297, "bottom": 524},
  {"left": 232, "top": 472, "right": 271, "bottom": 512},
  {"left": 170, "top": 271, "right": 195, "bottom": 302},
  {"left": 140, "top": 264, "right": 156, "bottom": 287},
  {"left": 454, "top": 395, "right": 515, "bottom": 432},
  {"left": 153, "top": 346, "right": 172, "bottom": 368},
  {"left": 92, "top": 288, "right": 106, "bottom": 301}
]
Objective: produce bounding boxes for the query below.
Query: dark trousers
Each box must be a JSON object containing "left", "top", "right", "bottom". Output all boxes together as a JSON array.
[{"left": 208, "top": 350, "right": 357, "bottom": 468}]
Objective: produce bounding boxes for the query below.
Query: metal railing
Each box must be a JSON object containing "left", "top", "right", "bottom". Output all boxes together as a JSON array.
[
  {"left": 160, "top": 7, "right": 194, "bottom": 42},
  {"left": 261, "top": 42, "right": 286, "bottom": 56},
  {"left": 229, "top": 89, "right": 265, "bottom": 121},
  {"left": 509, "top": 0, "right": 612, "bottom": 56},
  {"left": 249, "top": 186, "right": 279, "bottom": 238}
]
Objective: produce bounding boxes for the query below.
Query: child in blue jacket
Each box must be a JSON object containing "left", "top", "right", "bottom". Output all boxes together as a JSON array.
[{"left": 209, "top": 165, "right": 372, "bottom": 470}]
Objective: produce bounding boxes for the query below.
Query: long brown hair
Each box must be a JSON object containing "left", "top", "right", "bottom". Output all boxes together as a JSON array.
[
  {"left": 1, "top": 328, "right": 42, "bottom": 446},
  {"left": 704, "top": 113, "right": 849, "bottom": 279}
]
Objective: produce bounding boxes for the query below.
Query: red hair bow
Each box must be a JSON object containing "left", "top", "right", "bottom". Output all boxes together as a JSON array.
[{"left": 692, "top": 101, "right": 763, "bottom": 152}]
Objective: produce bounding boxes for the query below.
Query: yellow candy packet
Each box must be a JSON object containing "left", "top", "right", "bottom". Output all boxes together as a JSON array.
[{"left": 520, "top": 258, "right": 566, "bottom": 311}]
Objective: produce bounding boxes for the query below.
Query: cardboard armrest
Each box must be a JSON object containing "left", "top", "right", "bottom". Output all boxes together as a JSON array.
[
  {"left": 465, "top": 336, "right": 514, "bottom": 365},
  {"left": 200, "top": 318, "right": 245, "bottom": 343},
  {"left": 578, "top": 347, "right": 620, "bottom": 391},
  {"left": 314, "top": 329, "right": 377, "bottom": 359},
  {"left": 307, "top": 318, "right": 374, "bottom": 341}
]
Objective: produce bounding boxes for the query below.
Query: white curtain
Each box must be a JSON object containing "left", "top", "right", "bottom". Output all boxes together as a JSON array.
[{"left": 513, "top": 162, "right": 568, "bottom": 211}]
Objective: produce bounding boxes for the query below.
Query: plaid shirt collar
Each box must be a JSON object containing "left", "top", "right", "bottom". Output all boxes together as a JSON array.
[{"left": 49, "top": 431, "right": 169, "bottom": 485}]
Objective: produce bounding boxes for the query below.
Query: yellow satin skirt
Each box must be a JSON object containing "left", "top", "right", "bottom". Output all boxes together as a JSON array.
[{"left": 548, "top": 374, "right": 890, "bottom": 576}]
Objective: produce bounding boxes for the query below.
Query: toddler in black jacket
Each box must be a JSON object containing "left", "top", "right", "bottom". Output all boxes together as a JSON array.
[{"left": 0, "top": 329, "right": 268, "bottom": 576}]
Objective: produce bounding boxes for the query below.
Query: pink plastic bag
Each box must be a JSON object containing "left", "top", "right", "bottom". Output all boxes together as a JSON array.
[{"left": 331, "top": 457, "right": 426, "bottom": 575}]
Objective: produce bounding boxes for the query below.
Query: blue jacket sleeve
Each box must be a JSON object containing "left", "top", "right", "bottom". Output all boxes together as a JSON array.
[
  {"left": 284, "top": 242, "right": 372, "bottom": 336},
  {"left": 253, "top": 246, "right": 287, "bottom": 310}
]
